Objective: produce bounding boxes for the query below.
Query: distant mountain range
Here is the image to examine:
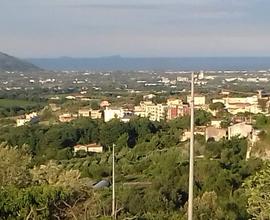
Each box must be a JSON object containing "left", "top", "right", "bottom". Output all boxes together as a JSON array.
[
  {"left": 0, "top": 52, "right": 41, "bottom": 72},
  {"left": 27, "top": 56, "right": 270, "bottom": 71},
  {"left": 1, "top": 52, "right": 270, "bottom": 72}
]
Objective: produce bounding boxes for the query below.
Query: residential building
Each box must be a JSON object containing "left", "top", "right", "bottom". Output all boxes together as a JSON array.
[
  {"left": 187, "top": 95, "right": 206, "bottom": 106},
  {"left": 49, "top": 96, "right": 60, "bottom": 100},
  {"left": 205, "top": 122, "right": 253, "bottom": 141},
  {"left": 211, "top": 120, "right": 222, "bottom": 128},
  {"left": 90, "top": 110, "right": 102, "bottom": 119},
  {"left": 161, "top": 77, "right": 170, "bottom": 84},
  {"left": 59, "top": 113, "right": 78, "bottom": 123},
  {"left": 181, "top": 129, "right": 205, "bottom": 142},
  {"left": 144, "top": 103, "right": 167, "bottom": 121},
  {"left": 143, "top": 94, "right": 156, "bottom": 100},
  {"left": 65, "top": 95, "right": 76, "bottom": 100},
  {"left": 167, "top": 98, "right": 183, "bottom": 106},
  {"left": 104, "top": 107, "right": 124, "bottom": 122},
  {"left": 228, "top": 122, "right": 253, "bottom": 139},
  {"left": 134, "top": 105, "right": 146, "bottom": 117},
  {"left": 212, "top": 95, "right": 262, "bottom": 115},
  {"left": 176, "top": 76, "right": 189, "bottom": 82},
  {"left": 224, "top": 96, "right": 259, "bottom": 105},
  {"left": 78, "top": 108, "right": 91, "bottom": 117},
  {"left": 134, "top": 101, "right": 167, "bottom": 121},
  {"left": 212, "top": 99, "right": 225, "bottom": 104},
  {"left": 145, "top": 102, "right": 158, "bottom": 121},
  {"left": 198, "top": 70, "right": 204, "bottom": 80},
  {"left": 167, "top": 98, "right": 189, "bottom": 120},
  {"left": 220, "top": 90, "right": 230, "bottom": 95},
  {"left": 156, "top": 104, "right": 167, "bottom": 121},
  {"left": 16, "top": 112, "right": 39, "bottom": 127},
  {"left": 74, "top": 143, "right": 103, "bottom": 154},
  {"left": 205, "top": 127, "right": 227, "bottom": 141}
]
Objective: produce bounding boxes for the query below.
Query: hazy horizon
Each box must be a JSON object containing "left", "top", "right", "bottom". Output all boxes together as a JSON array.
[
  {"left": 24, "top": 55, "right": 270, "bottom": 59},
  {"left": 1, "top": 0, "right": 270, "bottom": 58},
  {"left": 27, "top": 56, "right": 270, "bottom": 71}
]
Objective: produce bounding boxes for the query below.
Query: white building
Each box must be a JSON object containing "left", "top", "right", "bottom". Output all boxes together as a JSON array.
[
  {"left": 212, "top": 99, "right": 225, "bottom": 104},
  {"left": 167, "top": 98, "right": 183, "bottom": 106},
  {"left": 187, "top": 95, "right": 206, "bottom": 106},
  {"left": 156, "top": 104, "right": 167, "bottom": 121},
  {"left": 161, "top": 77, "right": 170, "bottom": 84},
  {"left": 104, "top": 107, "right": 124, "bottom": 122},
  {"left": 198, "top": 71, "right": 204, "bottom": 80},
  {"left": 144, "top": 103, "right": 167, "bottom": 122},
  {"left": 223, "top": 96, "right": 262, "bottom": 115},
  {"left": 65, "top": 95, "right": 76, "bottom": 100},
  {"left": 224, "top": 96, "right": 259, "bottom": 105},
  {"left": 74, "top": 143, "right": 103, "bottom": 154},
  {"left": 16, "top": 112, "right": 39, "bottom": 127},
  {"left": 143, "top": 94, "right": 156, "bottom": 100},
  {"left": 228, "top": 122, "right": 253, "bottom": 139},
  {"left": 211, "top": 120, "right": 222, "bottom": 128},
  {"left": 177, "top": 76, "right": 189, "bottom": 82}
]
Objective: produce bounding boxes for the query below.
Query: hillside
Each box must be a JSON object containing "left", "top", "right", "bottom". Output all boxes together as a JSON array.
[{"left": 0, "top": 52, "right": 41, "bottom": 72}]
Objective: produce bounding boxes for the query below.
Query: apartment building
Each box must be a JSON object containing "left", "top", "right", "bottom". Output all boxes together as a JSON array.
[
  {"left": 134, "top": 101, "right": 167, "bottom": 121},
  {"left": 167, "top": 98, "right": 190, "bottom": 120},
  {"left": 78, "top": 108, "right": 102, "bottom": 119},
  {"left": 222, "top": 96, "right": 262, "bottom": 115}
]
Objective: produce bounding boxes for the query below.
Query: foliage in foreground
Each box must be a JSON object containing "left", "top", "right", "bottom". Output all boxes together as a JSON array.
[
  {"left": 244, "top": 162, "right": 270, "bottom": 219},
  {"left": 0, "top": 116, "right": 269, "bottom": 219}
]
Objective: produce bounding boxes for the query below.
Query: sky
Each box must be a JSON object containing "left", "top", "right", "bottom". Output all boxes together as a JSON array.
[{"left": 1, "top": 0, "right": 270, "bottom": 58}]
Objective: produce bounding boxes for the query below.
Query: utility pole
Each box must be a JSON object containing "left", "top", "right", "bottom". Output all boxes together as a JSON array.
[
  {"left": 112, "top": 144, "right": 116, "bottom": 219},
  {"left": 188, "top": 72, "right": 195, "bottom": 220}
]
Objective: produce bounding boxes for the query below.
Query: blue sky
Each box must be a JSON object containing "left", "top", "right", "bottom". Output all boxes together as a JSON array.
[{"left": 1, "top": 0, "right": 270, "bottom": 57}]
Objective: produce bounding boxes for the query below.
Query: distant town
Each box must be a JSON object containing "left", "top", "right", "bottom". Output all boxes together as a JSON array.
[
  {"left": 2, "top": 0, "right": 270, "bottom": 218},
  {"left": 1, "top": 67, "right": 270, "bottom": 219},
  {"left": 1, "top": 69, "right": 270, "bottom": 157}
]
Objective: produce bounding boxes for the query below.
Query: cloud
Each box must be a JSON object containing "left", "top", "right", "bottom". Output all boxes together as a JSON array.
[
  {"left": 1, "top": 0, "right": 270, "bottom": 57},
  {"left": 61, "top": 3, "right": 162, "bottom": 10},
  {"left": 59, "top": 1, "right": 248, "bottom": 20}
]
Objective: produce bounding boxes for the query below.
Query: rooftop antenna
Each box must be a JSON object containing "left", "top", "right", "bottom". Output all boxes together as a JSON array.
[{"left": 188, "top": 72, "right": 195, "bottom": 220}]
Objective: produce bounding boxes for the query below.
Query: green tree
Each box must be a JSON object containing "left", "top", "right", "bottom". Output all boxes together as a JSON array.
[
  {"left": 183, "top": 191, "right": 223, "bottom": 220},
  {"left": 209, "top": 102, "right": 225, "bottom": 111},
  {"left": 255, "top": 114, "right": 269, "bottom": 128},
  {"left": 0, "top": 143, "right": 31, "bottom": 187},
  {"left": 244, "top": 162, "right": 270, "bottom": 219},
  {"left": 100, "top": 119, "right": 126, "bottom": 148},
  {"left": 0, "top": 185, "right": 71, "bottom": 220},
  {"left": 91, "top": 100, "right": 100, "bottom": 110},
  {"left": 195, "top": 109, "right": 212, "bottom": 126}
]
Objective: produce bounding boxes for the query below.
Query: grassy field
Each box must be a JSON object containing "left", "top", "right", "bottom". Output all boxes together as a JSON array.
[{"left": 0, "top": 99, "right": 39, "bottom": 108}]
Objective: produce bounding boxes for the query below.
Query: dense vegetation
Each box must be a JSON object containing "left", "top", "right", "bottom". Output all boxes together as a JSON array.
[
  {"left": 0, "top": 114, "right": 269, "bottom": 219},
  {"left": 0, "top": 98, "right": 44, "bottom": 117}
]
